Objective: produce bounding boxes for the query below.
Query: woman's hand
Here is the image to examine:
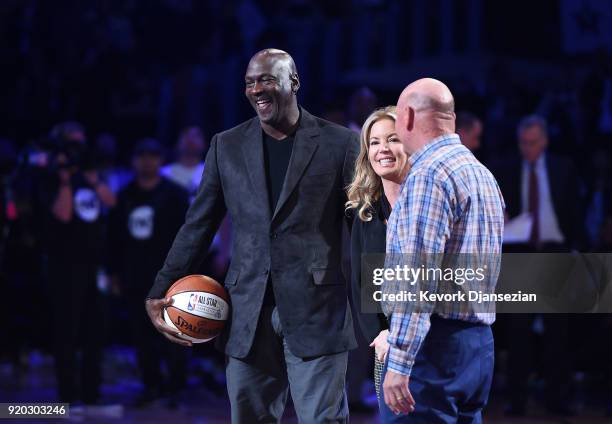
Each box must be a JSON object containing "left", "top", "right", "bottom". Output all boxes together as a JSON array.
[{"left": 370, "top": 329, "right": 390, "bottom": 362}]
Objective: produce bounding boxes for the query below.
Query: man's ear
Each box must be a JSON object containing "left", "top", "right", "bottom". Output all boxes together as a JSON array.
[
  {"left": 407, "top": 107, "right": 415, "bottom": 131},
  {"left": 290, "top": 73, "right": 300, "bottom": 94}
]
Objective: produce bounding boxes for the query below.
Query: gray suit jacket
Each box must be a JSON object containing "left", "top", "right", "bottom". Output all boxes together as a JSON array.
[{"left": 148, "top": 108, "right": 359, "bottom": 358}]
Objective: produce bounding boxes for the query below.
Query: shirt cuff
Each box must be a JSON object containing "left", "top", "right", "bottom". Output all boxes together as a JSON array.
[{"left": 386, "top": 345, "right": 415, "bottom": 376}]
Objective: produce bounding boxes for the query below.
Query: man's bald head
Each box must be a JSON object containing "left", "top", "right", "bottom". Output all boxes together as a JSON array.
[
  {"left": 249, "top": 49, "right": 298, "bottom": 75},
  {"left": 395, "top": 78, "right": 456, "bottom": 153},
  {"left": 397, "top": 78, "right": 455, "bottom": 116}
]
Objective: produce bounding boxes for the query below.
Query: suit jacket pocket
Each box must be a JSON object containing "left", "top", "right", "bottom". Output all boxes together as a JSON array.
[{"left": 311, "top": 267, "right": 343, "bottom": 286}]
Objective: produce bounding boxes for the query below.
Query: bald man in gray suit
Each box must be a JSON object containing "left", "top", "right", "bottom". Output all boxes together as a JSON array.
[{"left": 145, "top": 49, "right": 358, "bottom": 423}]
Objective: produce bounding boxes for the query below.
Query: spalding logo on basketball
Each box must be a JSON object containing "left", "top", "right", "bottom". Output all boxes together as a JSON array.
[{"left": 163, "top": 275, "right": 230, "bottom": 343}]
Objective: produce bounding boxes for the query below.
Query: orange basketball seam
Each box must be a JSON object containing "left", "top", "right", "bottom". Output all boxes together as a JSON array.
[
  {"left": 166, "top": 274, "right": 215, "bottom": 291},
  {"left": 166, "top": 274, "right": 229, "bottom": 302}
]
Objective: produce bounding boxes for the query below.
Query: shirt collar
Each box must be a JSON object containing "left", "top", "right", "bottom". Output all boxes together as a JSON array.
[
  {"left": 408, "top": 133, "right": 461, "bottom": 170},
  {"left": 522, "top": 152, "right": 546, "bottom": 171}
]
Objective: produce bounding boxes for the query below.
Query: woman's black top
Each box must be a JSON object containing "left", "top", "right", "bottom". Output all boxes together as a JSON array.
[{"left": 350, "top": 194, "right": 390, "bottom": 343}]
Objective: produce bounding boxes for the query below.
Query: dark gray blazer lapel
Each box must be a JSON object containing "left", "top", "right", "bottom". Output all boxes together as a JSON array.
[
  {"left": 272, "top": 110, "right": 319, "bottom": 221},
  {"left": 241, "top": 118, "right": 272, "bottom": 221}
]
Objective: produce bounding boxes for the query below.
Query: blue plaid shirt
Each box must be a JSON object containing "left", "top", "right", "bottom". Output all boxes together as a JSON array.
[{"left": 384, "top": 134, "right": 505, "bottom": 376}]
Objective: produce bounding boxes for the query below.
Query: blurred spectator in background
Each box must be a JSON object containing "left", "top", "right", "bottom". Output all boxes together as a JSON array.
[
  {"left": 161, "top": 126, "right": 207, "bottom": 197},
  {"left": 41, "top": 121, "right": 116, "bottom": 406},
  {"left": 49, "top": 121, "right": 87, "bottom": 145},
  {"left": 0, "top": 138, "right": 17, "bottom": 256},
  {"left": 456, "top": 111, "right": 483, "bottom": 159},
  {"left": 0, "top": 138, "right": 19, "bottom": 371},
  {"left": 494, "top": 115, "right": 582, "bottom": 251},
  {"left": 493, "top": 115, "right": 582, "bottom": 417},
  {"left": 94, "top": 133, "right": 132, "bottom": 195},
  {"left": 110, "top": 138, "right": 189, "bottom": 408},
  {"left": 162, "top": 126, "right": 230, "bottom": 280},
  {"left": 6, "top": 135, "right": 56, "bottom": 368},
  {"left": 347, "top": 87, "right": 378, "bottom": 132}
]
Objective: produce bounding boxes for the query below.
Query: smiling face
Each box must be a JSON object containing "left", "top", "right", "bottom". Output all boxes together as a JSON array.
[
  {"left": 244, "top": 53, "right": 299, "bottom": 127},
  {"left": 368, "top": 118, "right": 408, "bottom": 183}
]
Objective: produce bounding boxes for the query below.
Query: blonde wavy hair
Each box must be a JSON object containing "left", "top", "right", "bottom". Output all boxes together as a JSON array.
[{"left": 346, "top": 106, "right": 397, "bottom": 222}]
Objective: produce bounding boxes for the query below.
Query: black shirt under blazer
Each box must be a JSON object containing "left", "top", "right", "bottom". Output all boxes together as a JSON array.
[{"left": 149, "top": 108, "right": 359, "bottom": 358}]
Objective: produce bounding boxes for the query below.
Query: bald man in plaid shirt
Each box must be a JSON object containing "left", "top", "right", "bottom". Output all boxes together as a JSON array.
[{"left": 379, "top": 79, "right": 505, "bottom": 423}]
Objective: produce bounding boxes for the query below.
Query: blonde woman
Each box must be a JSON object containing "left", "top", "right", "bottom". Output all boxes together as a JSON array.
[{"left": 346, "top": 106, "right": 410, "bottom": 410}]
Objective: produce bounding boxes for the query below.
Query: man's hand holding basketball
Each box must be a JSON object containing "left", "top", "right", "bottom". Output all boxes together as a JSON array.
[{"left": 145, "top": 298, "right": 193, "bottom": 347}]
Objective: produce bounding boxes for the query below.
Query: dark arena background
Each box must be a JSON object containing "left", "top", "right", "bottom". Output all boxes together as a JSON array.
[{"left": 1, "top": 0, "right": 612, "bottom": 422}]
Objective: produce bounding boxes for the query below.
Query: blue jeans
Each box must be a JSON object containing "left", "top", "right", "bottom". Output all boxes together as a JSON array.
[{"left": 378, "top": 316, "right": 494, "bottom": 423}]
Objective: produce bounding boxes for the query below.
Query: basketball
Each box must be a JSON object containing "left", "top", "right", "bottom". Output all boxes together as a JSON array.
[{"left": 163, "top": 275, "right": 230, "bottom": 343}]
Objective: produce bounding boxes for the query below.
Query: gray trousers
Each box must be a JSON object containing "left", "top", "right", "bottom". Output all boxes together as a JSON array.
[{"left": 226, "top": 306, "right": 349, "bottom": 423}]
